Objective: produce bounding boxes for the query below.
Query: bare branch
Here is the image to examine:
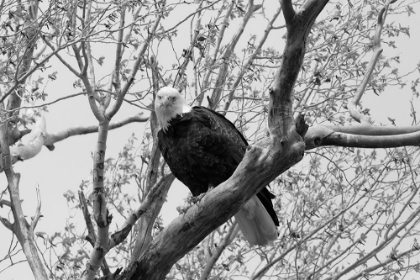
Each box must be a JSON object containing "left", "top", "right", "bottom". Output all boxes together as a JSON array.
[
  {"left": 162, "top": 0, "right": 223, "bottom": 34},
  {"left": 110, "top": 174, "right": 175, "bottom": 251},
  {"left": 30, "top": 184, "right": 42, "bottom": 230},
  {"left": 108, "top": 5, "right": 127, "bottom": 108},
  {"left": 44, "top": 113, "right": 148, "bottom": 148},
  {"left": 83, "top": 120, "right": 111, "bottom": 280},
  {"left": 173, "top": 0, "right": 205, "bottom": 90},
  {"left": 130, "top": 57, "right": 170, "bottom": 261},
  {"left": 324, "top": 123, "right": 420, "bottom": 136},
  {"left": 0, "top": 216, "right": 13, "bottom": 231},
  {"left": 107, "top": 10, "right": 164, "bottom": 120},
  {"left": 348, "top": 0, "right": 395, "bottom": 124},
  {"left": 199, "top": 222, "right": 239, "bottom": 280},
  {"left": 198, "top": 0, "right": 235, "bottom": 105},
  {"left": 346, "top": 247, "right": 420, "bottom": 280},
  {"left": 42, "top": 37, "right": 81, "bottom": 77},
  {"left": 305, "top": 125, "right": 420, "bottom": 150},
  {"left": 223, "top": 5, "right": 282, "bottom": 113},
  {"left": 210, "top": 0, "right": 262, "bottom": 108}
]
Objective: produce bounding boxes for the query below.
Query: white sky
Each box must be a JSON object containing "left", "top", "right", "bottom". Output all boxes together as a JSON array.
[{"left": 1, "top": 1, "right": 420, "bottom": 279}]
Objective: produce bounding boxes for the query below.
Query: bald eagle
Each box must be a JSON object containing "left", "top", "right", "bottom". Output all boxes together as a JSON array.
[{"left": 155, "top": 87, "right": 278, "bottom": 246}]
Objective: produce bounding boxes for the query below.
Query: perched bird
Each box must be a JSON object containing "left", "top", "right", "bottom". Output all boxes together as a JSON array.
[{"left": 155, "top": 87, "right": 279, "bottom": 246}]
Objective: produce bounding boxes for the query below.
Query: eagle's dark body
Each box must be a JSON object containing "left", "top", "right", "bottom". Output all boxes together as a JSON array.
[{"left": 157, "top": 106, "right": 279, "bottom": 227}]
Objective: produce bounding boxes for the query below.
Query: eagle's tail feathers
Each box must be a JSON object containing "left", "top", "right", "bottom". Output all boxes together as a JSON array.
[{"left": 234, "top": 196, "right": 278, "bottom": 246}]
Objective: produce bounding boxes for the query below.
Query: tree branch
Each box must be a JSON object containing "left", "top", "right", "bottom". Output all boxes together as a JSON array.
[
  {"left": 110, "top": 174, "right": 175, "bottom": 253},
  {"left": 210, "top": 0, "right": 262, "bottom": 108},
  {"left": 118, "top": 137, "right": 305, "bottom": 279},
  {"left": 223, "top": 5, "right": 282, "bottom": 113},
  {"left": 10, "top": 114, "right": 46, "bottom": 161},
  {"left": 106, "top": 8, "right": 163, "bottom": 120},
  {"left": 79, "top": 191, "right": 111, "bottom": 276},
  {"left": 199, "top": 222, "right": 239, "bottom": 280},
  {"left": 44, "top": 113, "right": 148, "bottom": 149},
  {"left": 198, "top": 0, "right": 235, "bottom": 105},
  {"left": 268, "top": 0, "right": 328, "bottom": 138},
  {"left": 30, "top": 184, "right": 42, "bottom": 231},
  {"left": 280, "top": 0, "right": 295, "bottom": 23},
  {"left": 251, "top": 188, "right": 371, "bottom": 279},
  {"left": 83, "top": 119, "right": 111, "bottom": 280},
  {"left": 130, "top": 56, "right": 165, "bottom": 261},
  {"left": 305, "top": 124, "right": 420, "bottom": 150},
  {"left": 348, "top": 1, "right": 394, "bottom": 124}
]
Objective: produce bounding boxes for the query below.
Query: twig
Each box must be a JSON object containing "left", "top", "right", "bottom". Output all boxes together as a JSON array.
[
  {"left": 30, "top": 184, "right": 42, "bottom": 230},
  {"left": 108, "top": 174, "right": 175, "bottom": 249},
  {"left": 223, "top": 5, "right": 282, "bottom": 113},
  {"left": 199, "top": 222, "right": 239, "bottom": 280},
  {"left": 162, "top": 0, "right": 222, "bottom": 34},
  {"left": 198, "top": 0, "right": 235, "bottom": 105},
  {"left": 107, "top": 8, "right": 164, "bottom": 120}
]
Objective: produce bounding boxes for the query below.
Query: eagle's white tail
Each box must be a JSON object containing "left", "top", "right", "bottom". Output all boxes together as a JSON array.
[{"left": 234, "top": 196, "right": 278, "bottom": 246}]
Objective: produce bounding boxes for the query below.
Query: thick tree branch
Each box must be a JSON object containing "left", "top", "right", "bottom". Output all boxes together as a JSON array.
[
  {"left": 125, "top": 174, "right": 174, "bottom": 260},
  {"left": 280, "top": 0, "right": 295, "bottom": 23},
  {"left": 305, "top": 125, "right": 420, "bottom": 150},
  {"left": 0, "top": 39, "right": 85, "bottom": 106},
  {"left": 118, "top": 137, "right": 305, "bottom": 279},
  {"left": 109, "top": 175, "right": 174, "bottom": 247},
  {"left": 268, "top": 0, "right": 329, "bottom": 137}
]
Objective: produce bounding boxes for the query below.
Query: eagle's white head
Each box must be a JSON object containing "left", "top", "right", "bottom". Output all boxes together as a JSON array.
[{"left": 154, "top": 87, "right": 192, "bottom": 132}]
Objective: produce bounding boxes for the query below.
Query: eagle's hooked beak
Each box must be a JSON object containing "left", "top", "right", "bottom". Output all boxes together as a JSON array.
[{"left": 161, "top": 96, "right": 174, "bottom": 108}]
